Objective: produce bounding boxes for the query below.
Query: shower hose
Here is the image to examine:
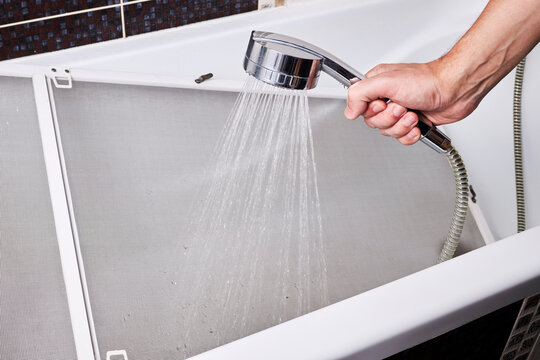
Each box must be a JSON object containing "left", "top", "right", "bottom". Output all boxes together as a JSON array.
[
  {"left": 437, "top": 57, "right": 527, "bottom": 263},
  {"left": 437, "top": 145, "right": 469, "bottom": 263},
  {"left": 500, "top": 57, "right": 531, "bottom": 360},
  {"left": 513, "top": 58, "right": 526, "bottom": 234}
]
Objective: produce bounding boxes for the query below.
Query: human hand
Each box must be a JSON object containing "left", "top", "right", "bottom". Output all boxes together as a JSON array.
[{"left": 344, "top": 61, "right": 478, "bottom": 145}]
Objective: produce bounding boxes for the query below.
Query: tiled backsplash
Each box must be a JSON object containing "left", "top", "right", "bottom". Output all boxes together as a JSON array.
[
  {"left": 123, "top": 0, "right": 256, "bottom": 36},
  {"left": 0, "top": 0, "right": 259, "bottom": 61}
]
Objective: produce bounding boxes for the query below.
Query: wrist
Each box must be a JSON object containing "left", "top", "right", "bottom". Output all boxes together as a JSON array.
[{"left": 426, "top": 56, "right": 467, "bottom": 108}]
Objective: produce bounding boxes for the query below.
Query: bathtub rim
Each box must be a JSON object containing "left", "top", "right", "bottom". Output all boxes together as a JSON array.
[{"left": 0, "top": 62, "right": 347, "bottom": 99}]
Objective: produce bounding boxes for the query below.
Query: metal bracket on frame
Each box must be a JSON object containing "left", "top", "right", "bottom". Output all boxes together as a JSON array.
[{"left": 49, "top": 67, "right": 73, "bottom": 89}]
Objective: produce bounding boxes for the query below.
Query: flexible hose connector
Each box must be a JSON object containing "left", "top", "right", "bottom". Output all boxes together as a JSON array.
[
  {"left": 438, "top": 145, "right": 469, "bottom": 263},
  {"left": 500, "top": 56, "right": 533, "bottom": 360},
  {"left": 513, "top": 58, "right": 526, "bottom": 233}
]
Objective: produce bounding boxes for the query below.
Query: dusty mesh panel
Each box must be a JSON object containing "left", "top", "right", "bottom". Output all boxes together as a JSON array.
[
  {"left": 52, "top": 81, "right": 485, "bottom": 358},
  {"left": 0, "top": 77, "right": 77, "bottom": 359}
]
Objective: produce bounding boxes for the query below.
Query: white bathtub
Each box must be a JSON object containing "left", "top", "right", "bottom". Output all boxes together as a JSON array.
[{"left": 1, "top": 0, "right": 539, "bottom": 359}]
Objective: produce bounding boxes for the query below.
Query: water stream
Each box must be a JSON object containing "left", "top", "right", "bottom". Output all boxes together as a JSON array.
[{"left": 180, "top": 77, "right": 328, "bottom": 355}]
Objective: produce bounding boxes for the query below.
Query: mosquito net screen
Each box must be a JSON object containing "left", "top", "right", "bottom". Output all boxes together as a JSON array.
[
  {"left": 0, "top": 76, "right": 77, "bottom": 360},
  {"left": 52, "top": 80, "right": 484, "bottom": 359}
]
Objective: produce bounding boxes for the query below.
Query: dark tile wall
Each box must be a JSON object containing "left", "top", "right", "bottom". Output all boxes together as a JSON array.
[
  {"left": 0, "top": 0, "right": 258, "bottom": 61},
  {"left": 124, "top": 0, "right": 256, "bottom": 36},
  {"left": 0, "top": 7, "right": 123, "bottom": 59},
  {"left": 0, "top": 0, "right": 119, "bottom": 24}
]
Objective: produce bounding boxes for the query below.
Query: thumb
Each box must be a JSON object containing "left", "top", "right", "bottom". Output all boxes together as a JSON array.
[{"left": 345, "top": 76, "right": 394, "bottom": 119}]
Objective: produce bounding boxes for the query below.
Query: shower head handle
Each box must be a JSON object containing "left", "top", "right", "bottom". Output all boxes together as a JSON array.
[{"left": 246, "top": 31, "right": 451, "bottom": 153}]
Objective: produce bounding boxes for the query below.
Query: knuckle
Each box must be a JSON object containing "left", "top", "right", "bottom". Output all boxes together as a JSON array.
[
  {"left": 377, "top": 115, "right": 398, "bottom": 129},
  {"left": 370, "top": 64, "right": 382, "bottom": 74},
  {"left": 386, "top": 126, "right": 407, "bottom": 139},
  {"left": 376, "top": 63, "right": 390, "bottom": 72},
  {"left": 370, "top": 64, "right": 386, "bottom": 75}
]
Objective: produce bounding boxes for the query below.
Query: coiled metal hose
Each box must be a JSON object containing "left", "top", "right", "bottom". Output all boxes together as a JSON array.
[
  {"left": 437, "top": 58, "right": 525, "bottom": 263},
  {"left": 437, "top": 145, "right": 469, "bottom": 263},
  {"left": 500, "top": 57, "right": 534, "bottom": 360},
  {"left": 513, "top": 58, "right": 526, "bottom": 233}
]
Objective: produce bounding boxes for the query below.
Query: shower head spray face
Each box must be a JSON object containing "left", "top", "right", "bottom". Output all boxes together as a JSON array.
[{"left": 243, "top": 30, "right": 452, "bottom": 153}]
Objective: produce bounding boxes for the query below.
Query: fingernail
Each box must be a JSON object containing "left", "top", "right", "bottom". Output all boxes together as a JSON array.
[
  {"left": 402, "top": 114, "right": 416, "bottom": 127},
  {"left": 372, "top": 104, "right": 383, "bottom": 113},
  {"left": 407, "top": 129, "right": 420, "bottom": 139},
  {"left": 393, "top": 106, "right": 406, "bottom": 118}
]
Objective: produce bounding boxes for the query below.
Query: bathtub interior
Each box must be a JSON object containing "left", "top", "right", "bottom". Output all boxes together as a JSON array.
[
  {"left": 0, "top": 77, "right": 77, "bottom": 359},
  {"left": 42, "top": 79, "right": 484, "bottom": 358}
]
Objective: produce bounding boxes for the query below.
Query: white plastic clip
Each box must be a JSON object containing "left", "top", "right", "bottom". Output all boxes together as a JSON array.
[
  {"left": 258, "top": 0, "right": 275, "bottom": 9},
  {"left": 49, "top": 67, "right": 73, "bottom": 89},
  {"left": 106, "top": 350, "right": 128, "bottom": 360}
]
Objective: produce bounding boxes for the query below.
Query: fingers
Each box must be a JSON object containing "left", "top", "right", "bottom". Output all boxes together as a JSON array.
[
  {"left": 370, "top": 106, "right": 422, "bottom": 146},
  {"left": 366, "top": 103, "right": 407, "bottom": 129},
  {"left": 363, "top": 99, "right": 387, "bottom": 119},
  {"left": 379, "top": 111, "right": 418, "bottom": 137},
  {"left": 343, "top": 64, "right": 423, "bottom": 146},
  {"left": 397, "top": 127, "right": 421, "bottom": 145}
]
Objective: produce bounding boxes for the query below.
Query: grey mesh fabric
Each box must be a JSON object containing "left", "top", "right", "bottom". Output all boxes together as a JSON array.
[
  {"left": 0, "top": 77, "right": 77, "bottom": 359},
  {"left": 52, "top": 81, "right": 485, "bottom": 359}
]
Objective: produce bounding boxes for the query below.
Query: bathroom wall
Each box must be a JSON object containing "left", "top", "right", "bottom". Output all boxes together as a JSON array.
[{"left": 0, "top": 0, "right": 259, "bottom": 61}]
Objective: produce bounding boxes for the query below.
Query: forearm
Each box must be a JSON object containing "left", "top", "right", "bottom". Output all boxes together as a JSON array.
[
  {"left": 434, "top": 0, "right": 540, "bottom": 109},
  {"left": 345, "top": 0, "right": 540, "bottom": 144}
]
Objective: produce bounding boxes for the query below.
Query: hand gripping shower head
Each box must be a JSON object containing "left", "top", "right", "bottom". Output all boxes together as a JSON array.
[{"left": 243, "top": 30, "right": 451, "bottom": 153}]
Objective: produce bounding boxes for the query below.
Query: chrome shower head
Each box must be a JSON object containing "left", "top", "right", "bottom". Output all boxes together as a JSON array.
[
  {"left": 243, "top": 30, "right": 451, "bottom": 153},
  {"left": 243, "top": 30, "right": 365, "bottom": 90},
  {"left": 244, "top": 37, "right": 320, "bottom": 89}
]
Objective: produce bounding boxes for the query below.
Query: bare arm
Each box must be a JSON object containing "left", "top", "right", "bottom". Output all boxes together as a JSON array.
[{"left": 344, "top": 0, "right": 540, "bottom": 145}]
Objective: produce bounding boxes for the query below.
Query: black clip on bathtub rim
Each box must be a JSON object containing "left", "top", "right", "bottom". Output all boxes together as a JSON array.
[{"left": 195, "top": 73, "right": 214, "bottom": 84}]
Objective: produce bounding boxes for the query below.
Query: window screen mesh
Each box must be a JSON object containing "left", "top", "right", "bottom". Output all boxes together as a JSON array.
[
  {"left": 52, "top": 81, "right": 485, "bottom": 359},
  {"left": 0, "top": 77, "right": 77, "bottom": 360}
]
